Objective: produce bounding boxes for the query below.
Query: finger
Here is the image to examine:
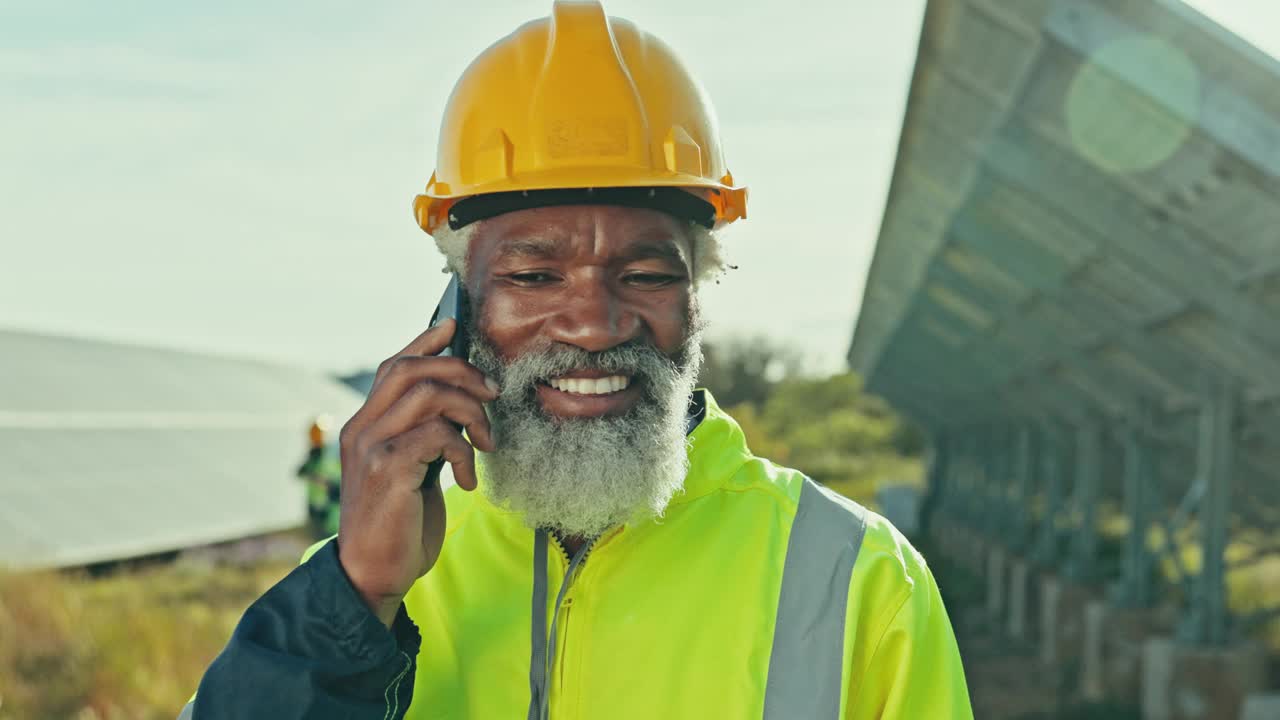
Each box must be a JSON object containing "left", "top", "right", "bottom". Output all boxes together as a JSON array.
[
  {"left": 402, "top": 317, "right": 458, "bottom": 359},
  {"left": 364, "top": 380, "right": 495, "bottom": 453},
  {"left": 384, "top": 418, "right": 478, "bottom": 492},
  {"left": 346, "top": 354, "right": 498, "bottom": 443},
  {"left": 375, "top": 355, "right": 499, "bottom": 410},
  {"left": 373, "top": 319, "right": 457, "bottom": 388}
]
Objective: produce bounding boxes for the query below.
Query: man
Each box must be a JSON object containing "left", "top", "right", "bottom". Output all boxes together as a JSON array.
[
  {"left": 298, "top": 416, "right": 336, "bottom": 534},
  {"left": 183, "top": 2, "right": 972, "bottom": 718}
]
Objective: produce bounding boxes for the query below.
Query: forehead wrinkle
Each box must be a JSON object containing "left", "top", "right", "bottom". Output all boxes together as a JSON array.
[
  {"left": 485, "top": 211, "right": 692, "bottom": 268},
  {"left": 494, "top": 234, "right": 565, "bottom": 262},
  {"left": 592, "top": 213, "right": 689, "bottom": 267},
  {"left": 620, "top": 235, "right": 689, "bottom": 268}
]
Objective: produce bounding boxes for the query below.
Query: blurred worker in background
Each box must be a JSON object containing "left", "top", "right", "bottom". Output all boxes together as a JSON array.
[
  {"left": 297, "top": 415, "right": 339, "bottom": 536},
  {"left": 308, "top": 416, "right": 327, "bottom": 454},
  {"left": 183, "top": 2, "right": 972, "bottom": 718}
]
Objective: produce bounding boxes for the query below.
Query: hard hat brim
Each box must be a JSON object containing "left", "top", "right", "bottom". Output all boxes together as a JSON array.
[
  {"left": 445, "top": 186, "right": 717, "bottom": 231},
  {"left": 414, "top": 168, "right": 746, "bottom": 235}
]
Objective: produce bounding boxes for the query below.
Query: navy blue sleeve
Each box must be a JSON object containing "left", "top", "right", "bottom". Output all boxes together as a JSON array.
[{"left": 188, "top": 541, "right": 421, "bottom": 719}]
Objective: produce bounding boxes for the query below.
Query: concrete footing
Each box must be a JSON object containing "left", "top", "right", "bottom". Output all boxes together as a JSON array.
[
  {"left": 926, "top": 521, "right": 1279, "bottom": 718},
  {"left": 1141, "top": 638, "right": 1267, "bottom": 720},
  {"left": 1080, "top": 601, "right": 1169, "bottom": 707},
  {"left": 1007, "top": 558, "right": 1034, "bottom": 641},
  {"left": 1039, "top": 575, "right": 1094, "bottom": 670},
  {"left": 1082, "top": 601, "right": 1107, "bottom": 701}
]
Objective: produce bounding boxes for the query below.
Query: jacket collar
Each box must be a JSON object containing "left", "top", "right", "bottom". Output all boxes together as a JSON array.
[{"left": 672, "top": 389, "right": 752, "bottom": 505}]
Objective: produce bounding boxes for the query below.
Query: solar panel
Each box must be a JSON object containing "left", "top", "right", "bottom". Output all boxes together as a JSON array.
[
  {"left": 0, "top": 330, "right": 365, "bottom": 569},
  {"left": 848, "top": 0, "right": 1280, "bottom": 654}
]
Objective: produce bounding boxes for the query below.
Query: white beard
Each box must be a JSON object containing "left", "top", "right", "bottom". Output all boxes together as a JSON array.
[{"left": 469, "top": 328, "right": 703, "bottom": 539}]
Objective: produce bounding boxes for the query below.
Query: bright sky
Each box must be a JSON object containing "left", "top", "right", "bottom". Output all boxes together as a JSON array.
[{"left": 2, "top": 0, "right": 1276, "bottom": 375}]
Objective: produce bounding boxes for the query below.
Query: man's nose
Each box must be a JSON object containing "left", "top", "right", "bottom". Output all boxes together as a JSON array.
[{"left": 544, "top": 279, "right": 641, "bottom": 353}]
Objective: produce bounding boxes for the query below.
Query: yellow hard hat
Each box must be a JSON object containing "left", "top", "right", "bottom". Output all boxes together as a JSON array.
[{"left": 413, "top": 0, "right": 747, "bottom": 235}]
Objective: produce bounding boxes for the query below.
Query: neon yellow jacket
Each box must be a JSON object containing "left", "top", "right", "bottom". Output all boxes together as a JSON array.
[
  {"left": 392, "top": 392, "right": 971, "bottom": 719},
  {"left": 188, "top": 391, "right": 971, "bottom": 719}
]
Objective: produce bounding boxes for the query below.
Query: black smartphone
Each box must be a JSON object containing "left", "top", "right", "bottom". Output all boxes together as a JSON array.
[
  {"left": 423, "top": 274, "right": 471, "bottom": 488},
  {"left": 428, "top": 274, "right": 471, "bottom": 360}
]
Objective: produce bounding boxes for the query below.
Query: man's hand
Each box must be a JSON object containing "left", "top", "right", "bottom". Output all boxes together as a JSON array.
[{"left": 335, "top": 319, "right": 500, "bottom": 626}]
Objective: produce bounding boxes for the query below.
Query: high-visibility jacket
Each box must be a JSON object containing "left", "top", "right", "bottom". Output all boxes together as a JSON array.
[{"left": 184, "top": 391, "right": 972, "bottom": 719}]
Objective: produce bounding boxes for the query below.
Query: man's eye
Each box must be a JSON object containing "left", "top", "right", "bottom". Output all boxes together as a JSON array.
[
  {"left": 624, "top": 273, "right": 681, "bottom": 287},
  {"left": 508, "top": 272, "right": 557, "bottom": 285}
]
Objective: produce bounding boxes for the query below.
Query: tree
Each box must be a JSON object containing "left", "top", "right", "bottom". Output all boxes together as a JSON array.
[
  {"left": 697, "top": 336, "right": 802, "bottom": 409},
  {"left": 700, "top": 338, "right": 926, "bottom": 505}
]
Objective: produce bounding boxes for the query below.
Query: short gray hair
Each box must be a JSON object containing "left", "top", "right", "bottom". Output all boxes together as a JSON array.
[{"left": 431, "top": 221, "right": 729, "bottom": 287}]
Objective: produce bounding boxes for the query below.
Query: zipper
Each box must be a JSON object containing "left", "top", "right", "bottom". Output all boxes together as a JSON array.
[
  {"left": 539, "top": 534, "right": 595, "bottom": 720},
  {"left": 548, "top": 534, "right": 595, "bottom": 569},
  {"left": 548, "top": 533, "right": 572, "bottom": 565},
  {"left": 555, "top": 596, "right": 573, "bottom": 695},
  {"left": 539, "top": 527, "right": 623, "bottom": 720},
  {"left": 547, "top": 537, "right": 577, "bottom": 705}
]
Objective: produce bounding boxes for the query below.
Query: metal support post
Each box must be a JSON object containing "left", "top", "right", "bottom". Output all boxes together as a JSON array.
[
  {"left": 996, "top": 425, "right": 1015, "bottom": 544},
  {"left": 975, "top": 428, "right": 989, "bottom": 536},
  {"left": 982, "top": 426, "right": 1001, "bottom": 540},
  {"left": 1013, "top": 425, "right": 1035, "bottom": 548},
  {"left": 921, "top": 431, "right": 950, "bottom": 537},
  {"left": 1115, "top": 415, "right": 1154, "bottom": 607},
  {"left": 1066, "top": 423, "right": 1101, "bottom": 582},
  {"left": 953, "top": 432, "right": 969, "bottom": 525},
  {"left": 1034, "top": 427, "right": 1064, "bottom": 567},
  {"left": 962, "top": 431, "right": 981, "bottom": 528},
  {"left": 979, "top": 428, "right": 995, "bottom": 536},
  {"left": 1196, "top": 379, "right": 1237, "bottom": 645}
]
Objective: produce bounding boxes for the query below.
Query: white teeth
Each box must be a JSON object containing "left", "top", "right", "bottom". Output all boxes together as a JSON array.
[{"left": 550, "top": 375, "right": 630, "bottom": 395}]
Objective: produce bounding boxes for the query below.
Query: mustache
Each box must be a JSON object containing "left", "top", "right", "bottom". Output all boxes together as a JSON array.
[
  {"left": 469, "top": 334, "right": 700, "bottom": 405},
  {"left": 517, "top": 341, "right": 680, "bottom": 380}
]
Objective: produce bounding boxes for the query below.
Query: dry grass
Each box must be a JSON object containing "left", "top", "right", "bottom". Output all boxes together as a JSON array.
[{"left": 0, "top": 555, "right": 296, "bottom": 720}]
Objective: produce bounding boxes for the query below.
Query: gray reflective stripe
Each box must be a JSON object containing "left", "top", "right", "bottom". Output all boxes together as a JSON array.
[
  {"left": 527, "top": 529, "right": 550, "bottom": 720},
  {"left": 763, "top": 477, "right": 868, "bottom": 719},
  {"left": 177, "top": 701, "right": 194, "bottom": 720}
]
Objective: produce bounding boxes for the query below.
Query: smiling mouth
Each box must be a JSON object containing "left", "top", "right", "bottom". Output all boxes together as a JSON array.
[{"left": 544, "top": 375, "right": 631, "bottom": 395}]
